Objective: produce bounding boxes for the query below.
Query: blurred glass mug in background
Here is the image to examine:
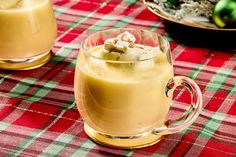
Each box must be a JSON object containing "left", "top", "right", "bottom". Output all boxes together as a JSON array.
[
  {"left": 0, "top": 0, "right": 57, "bottom": 70},
  {"left": 74, "top": 28, "right": 202, "bottom": 149}
]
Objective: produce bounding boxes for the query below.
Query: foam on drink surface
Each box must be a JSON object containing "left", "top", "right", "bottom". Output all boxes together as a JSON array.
[
  {"left": 83, "top": 31, "right": 171, "bottom": 82},
  {"left": 0, "top": 0, "right": 43, "bottom": 10}
]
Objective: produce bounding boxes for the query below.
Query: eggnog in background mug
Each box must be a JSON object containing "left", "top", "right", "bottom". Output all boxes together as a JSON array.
[
  {"left": 74, "top": 28, "right": 202, "bottom": 149},
  {"left": 0, "top": 0, "right": 57, "bottom": 70}
]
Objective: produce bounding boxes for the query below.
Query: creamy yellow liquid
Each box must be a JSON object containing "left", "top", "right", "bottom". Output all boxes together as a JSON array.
[
  {"left": 0, "top": 0, "right": 57, "bottom": 59},
  {"left": 74, "top": 46, "right": 174, "bottom": 136}
]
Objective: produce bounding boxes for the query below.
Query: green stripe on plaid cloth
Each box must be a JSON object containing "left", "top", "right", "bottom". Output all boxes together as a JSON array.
[
  {"left": 230, "top": 82, "right": 236, "bottom": 95},
  {"left": 205, "top": 68, "right": 233, "bottom": 92},
  {"left": 39, "top": 134, "right": 75, "bottom": 156},
  {"left": 54, "top": 6, "right": 67, "bottom": 17},
  {"left": 0, "top": 122, "right": 10, "bottom": 131},
  {"left": 6, "top": 78, "right": 38, "bottom": 98},
  {"left": 0, "top": 0, "right": 236, "bottom": 156},
  {"left": 26, "top": 81, "right": 58, "bottom": 102},
  {"left": 198, "top": 110, "right": 225, "bottom": 140}
]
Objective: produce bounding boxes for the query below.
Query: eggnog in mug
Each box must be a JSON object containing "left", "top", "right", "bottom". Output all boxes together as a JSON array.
[{"left": 0, "top": 0, "right": 57, "bottom": 70}]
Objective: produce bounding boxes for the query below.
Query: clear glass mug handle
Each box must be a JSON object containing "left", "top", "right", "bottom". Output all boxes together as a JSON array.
[{"left": 152, "top": 76, "right": 202, "bottom": 135}]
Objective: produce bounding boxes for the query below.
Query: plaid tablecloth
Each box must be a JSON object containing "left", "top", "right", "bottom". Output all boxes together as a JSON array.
[{"left": 0, "top": 0, "right": 236, "bottom": 156}]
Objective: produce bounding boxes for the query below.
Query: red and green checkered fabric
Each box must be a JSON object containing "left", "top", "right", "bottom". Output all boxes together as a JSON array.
[{"left": 0, "top": 0, "right": 236, "bottom": 156}]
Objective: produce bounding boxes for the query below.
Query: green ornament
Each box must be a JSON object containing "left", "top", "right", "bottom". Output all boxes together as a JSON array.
[{"left": 213, "top": 0, "right": 236, "bottom": 28}]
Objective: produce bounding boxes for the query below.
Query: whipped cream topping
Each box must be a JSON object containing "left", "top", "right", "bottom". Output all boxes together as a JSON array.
[
  {"left": 104, "top": 31, "right": 135, "bottom": 53},
  {"left": 103, "top": 31, "right": 159, "bottom": 61}
]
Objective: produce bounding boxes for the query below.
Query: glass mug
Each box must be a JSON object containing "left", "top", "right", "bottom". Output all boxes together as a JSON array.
[
  {"left": 0, "top": 0, "right": 57, "bottom": 70},
  {"left": 74, "top": 28, "right": 202, "bottom": 149}
]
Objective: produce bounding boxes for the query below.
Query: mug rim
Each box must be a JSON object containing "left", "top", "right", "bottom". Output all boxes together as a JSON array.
[{"left": 81, "top": 28, "right": 171, "bottom": 64}]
